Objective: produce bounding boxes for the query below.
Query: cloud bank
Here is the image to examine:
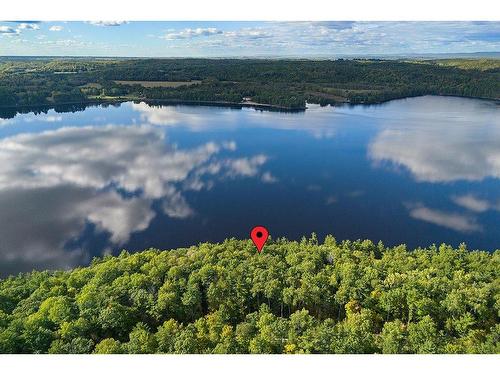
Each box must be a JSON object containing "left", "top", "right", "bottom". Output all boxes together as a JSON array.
[{"left": 1, "top": 21, "right": 498, "bottom": 56}]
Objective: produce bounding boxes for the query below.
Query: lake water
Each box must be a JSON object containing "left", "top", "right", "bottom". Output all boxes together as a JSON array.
[{"left": 0, "top": 96, "right": 499, "bottom": 276}]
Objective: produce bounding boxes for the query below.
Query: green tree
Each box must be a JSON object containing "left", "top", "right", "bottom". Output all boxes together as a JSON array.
[{"left": 94, "top": 338, "right": 124, "bottom": 354}]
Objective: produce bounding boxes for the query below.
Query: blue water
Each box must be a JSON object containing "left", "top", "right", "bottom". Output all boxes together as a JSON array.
[{"left": 0, "top": 96, "right": 498, "bottom": 276}]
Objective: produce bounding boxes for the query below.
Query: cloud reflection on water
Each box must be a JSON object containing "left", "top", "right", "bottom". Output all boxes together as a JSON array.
[
  {"left": 0, "top": 124, "right": 267, "bottom": 275},
  {"left": 367, "top": 97, "right": 500, "bottom": 234},
  {"left": 1, "top": 97, "right": 499, "bottom": 275},
  {"left": 405, "top": 202, "right": 483, "bottom": 233},
  {"left": 130, "top": 101, "right": 339, "bottom": 138},
  {"left": 368, "top": 97, "right": 500, "bottom": 183}
]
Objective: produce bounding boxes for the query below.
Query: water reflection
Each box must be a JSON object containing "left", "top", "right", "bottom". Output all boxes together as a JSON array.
[
  {"left": 404, "top": 202, "right": 482, "bottom": 233},
  {"left": 131, "top": 101, "right": 339, "bottom": 138},
  {"left": 366, "top": 96, "right": 500, "bottom": 238},
  {"left": 451, "top": 194, "right": 500, "bottom": 213},
  {"left": 131, "top": 102, "right": 206, "bottom": 128},
  {"left": 368, "top": 97, "right": 500, "bottom": 183},
  {"left": 0, "top": 96, "right": 499, "bottom": 276},
  {"left": 0, "top": 124, "right": 267, "bottom": 275}
]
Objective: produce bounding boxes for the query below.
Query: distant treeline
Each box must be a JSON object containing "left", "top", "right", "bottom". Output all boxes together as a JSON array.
[
  {"left": 0, "top": 58, "right": 498, "bottom": 112},
  {"left": 0, "top": 236, "right": 498, "bottom": 354}
]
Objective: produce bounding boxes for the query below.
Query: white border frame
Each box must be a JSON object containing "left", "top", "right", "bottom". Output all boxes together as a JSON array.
[
  {"left": 0, "top": 1, "right": 499, "bottom": 374},
  {"left": 1, "top": 0, "right": 499, "bottom": 21},
  {"left": 1, "top": 354, "right": 499, "bottom": 375}
]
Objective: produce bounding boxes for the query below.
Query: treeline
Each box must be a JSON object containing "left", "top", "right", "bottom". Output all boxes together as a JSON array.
[
  {"left": 0, "top": 58, "right": 499, "bottom": 111},
  {"left": 0, "top": 236, "right": 498, "bottom": 354},
  {"left": 0, "top": 101, "right": 121, "bottom": 120}
]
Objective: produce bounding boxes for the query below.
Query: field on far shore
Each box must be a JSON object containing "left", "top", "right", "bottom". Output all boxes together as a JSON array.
[{"left": 114, "top": 80, "right": 202, "bottom": 88}]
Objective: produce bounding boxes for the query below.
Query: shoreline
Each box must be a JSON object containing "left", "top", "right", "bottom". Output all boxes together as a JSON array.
[
  {"left": 0, "top": 97, "right": 307, "bottom": 116},
  {"left": 0, "top": 94, "right": 497, "bottom": 119}
]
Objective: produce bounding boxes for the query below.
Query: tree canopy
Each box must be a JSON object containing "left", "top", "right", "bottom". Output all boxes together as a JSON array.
[{"left": 0, "top": 236, "right": 498, "bottom": 354}]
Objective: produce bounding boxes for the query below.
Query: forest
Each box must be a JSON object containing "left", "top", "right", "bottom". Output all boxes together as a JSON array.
[
  {"left": 0, "top": 58, "right": 498, "bottom": 112},
  {"left": 0, "top": 236, "right": 498, "bottom": 354}
]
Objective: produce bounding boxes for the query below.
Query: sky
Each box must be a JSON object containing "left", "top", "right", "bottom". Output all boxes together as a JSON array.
[{"left": 0, "top": 21, "right": 499, "bottom": 57}]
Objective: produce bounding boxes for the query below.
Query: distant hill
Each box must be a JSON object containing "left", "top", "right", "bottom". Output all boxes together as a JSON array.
[
  {"left": 429, "top": 58, "right": 500, "bottom": 71},
  {"left": 1, "top": 52, "right": 499, "bottom": 60}
]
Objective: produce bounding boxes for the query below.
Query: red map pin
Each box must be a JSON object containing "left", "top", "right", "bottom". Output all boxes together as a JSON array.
[{"left": 250, "top": 226, "right": 269, "bottom": 253}]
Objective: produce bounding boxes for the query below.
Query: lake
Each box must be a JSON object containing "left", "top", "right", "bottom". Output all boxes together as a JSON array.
[{"left": 0, "top": 96, "right": 498, "bottom": 276}]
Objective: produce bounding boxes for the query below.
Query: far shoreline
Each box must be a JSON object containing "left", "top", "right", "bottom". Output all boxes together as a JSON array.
[{"left": 0, "top": 94, "right": 498, "bottom": 119}]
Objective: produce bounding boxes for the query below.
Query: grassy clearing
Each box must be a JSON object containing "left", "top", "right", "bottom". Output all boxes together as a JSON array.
[
  {"left": 114, "top": 80, "right": 202, "bottom": 88},
  {"left": 79, "top": 82, "right": 103, "bottom": 89},
  {"left": 431, "top": 59, "right": 500, "bottom": 71}
]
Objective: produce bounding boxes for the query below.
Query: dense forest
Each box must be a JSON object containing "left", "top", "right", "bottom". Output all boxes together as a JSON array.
[
  {"left": 0, "top": 236, "right": 498, "bottom": 354},
  {"left": 0, "top": 58, "right": 498, "bottom": 113}
]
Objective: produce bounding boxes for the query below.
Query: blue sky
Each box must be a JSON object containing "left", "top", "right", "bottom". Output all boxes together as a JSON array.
[{"left": 0, "top": 21, "right": 499, "bottom": 57}]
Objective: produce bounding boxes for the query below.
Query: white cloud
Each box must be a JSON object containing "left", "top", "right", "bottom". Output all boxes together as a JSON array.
[
  {"left": 88, "top": 21, "right": 128, "bottom": 27},
  {"left": 37, "top": 38, "right": 96, "bottom": 48},
  {"left": 0, "top": 22, "right": 40, "bottom": 38},
  {"left": 2, "top": 21, "right": 499, "bottom": 56},
  {"left": 167, "top": 21, "right": 500, "bottom": 57},
  {"left": 406, "top": 203, "right": 482, "bottom": 233},
  {"left": 162, "top": 27, "right": 222, "bottom": 40},
  {"left": 0, "top": 26, "right": 19, "bottom": 35},
  {"left": 49, "top": 25, "right": 63, "bottom": 32},
  {"left": 224, "top": 28, "right": 272, "bottom": 40},
  {"left": 17, "top": 23, "right": 40, "bottom": 31}
]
